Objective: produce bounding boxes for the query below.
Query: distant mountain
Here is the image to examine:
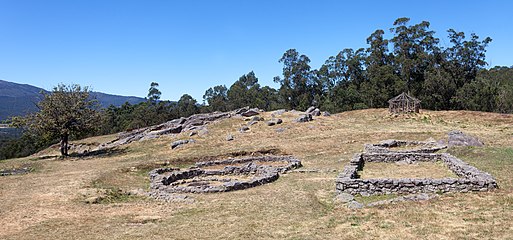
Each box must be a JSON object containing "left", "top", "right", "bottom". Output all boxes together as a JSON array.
[{"left": 0, "top": 80, "right": 146, "bottom": 121}]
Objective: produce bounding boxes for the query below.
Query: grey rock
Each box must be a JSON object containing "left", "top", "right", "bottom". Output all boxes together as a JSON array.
[
  {"left": 322, "top": 111, "right": 331, "bottom": 116},
  {"left": 448, "top": 130, "right": 484, "bottom": 147},
  {"left": 241, "top": 108, "right": 260, "bottom": 117},
  {"left": 239, "top": 126, "right": 250, "bottom": 132},
  {"left": 294, "top": 114, "right": 313, "bottom": 123},
  {"left": 311, "top": 109, "right": 321, "bottom": 116},
  {"left": 347, "top": 200, "right": 364, "bottom": 209},
  {"left": 335, "top": 193, "right": 355, "bottom": 203},
  {"left": 305, "top": 106, "right": 316, "bottom": 114},
  {"left": 248, "top": 121, "right": 259, "bottom": 126},
  {"left": 250, "top": 116, "right": 264, "bottom": 122},
  {"left": 275, "top": 128, "right": 286, "bottom": 133},
  {"left": 84, "top": 196, "right": 103, "bottom": 204},
  {"left": 226, "top": 134, "right": 234, "bottom": 141},
  {"left": 266, "top": 119, "right": 283, "bottom": 126},
  {"left": 171, "top": 139, "right": 196, "bottom": 149},
  {"left": 198, "top": 128, "right": 209, "bottom": 136},
  {"left": 0, "top": 167, "right": 31, "bottom": 176}
]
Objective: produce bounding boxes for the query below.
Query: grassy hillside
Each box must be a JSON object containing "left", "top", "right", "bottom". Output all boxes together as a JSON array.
[{"left": 0, "top": 109, "right": 512, "bottom": 239}]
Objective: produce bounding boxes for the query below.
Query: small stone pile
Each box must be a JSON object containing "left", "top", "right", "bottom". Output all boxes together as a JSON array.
[{"left": 293, "top": 106, "right": 330, "bottom": 123}]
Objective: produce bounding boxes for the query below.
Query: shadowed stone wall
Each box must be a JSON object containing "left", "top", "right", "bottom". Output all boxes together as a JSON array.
[{"left": 336, "top": 152, "right": 497, "bottom": 196}]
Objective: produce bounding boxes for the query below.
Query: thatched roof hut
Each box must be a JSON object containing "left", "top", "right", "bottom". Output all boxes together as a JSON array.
[{"left": 388, "top": 92, "right": 421, "bottom": 113}]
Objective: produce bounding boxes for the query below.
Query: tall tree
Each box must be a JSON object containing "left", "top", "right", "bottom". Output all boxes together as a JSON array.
[
  {"left": 227, "top": 71, "right": 261, "bottom": 109},
  {"left": 12, "top": 84, "right": 100, "bottom": 156},
  {"left": 203, "top": 85, "right": 228, "bottom": 111},
  {"left": 390, "top": 17, "right": 440, "bottom": 96},
  {"left": 274, "top": 49, "right": 314, "bottom": 110},
  {"left": 147, "top": 82, "right": 162, "bottom": 104},
  {"left": 176, "top": 94, "right": 199, "bottom": 117}
]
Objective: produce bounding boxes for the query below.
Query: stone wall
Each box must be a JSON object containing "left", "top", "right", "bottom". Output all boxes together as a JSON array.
[
  {"left": 336, "top": 152, "right": 497, "bottom": 196},
  {"left": 364, "top": 139, "right": 447, "bottom": 154},
  {"left": 149, "top": 155, "right": 302, "bottom": 197}
]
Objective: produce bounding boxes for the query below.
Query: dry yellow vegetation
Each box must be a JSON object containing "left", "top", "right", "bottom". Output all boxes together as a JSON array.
[{"left": 0, "top": 109, "right": 512, "bottom": 239}]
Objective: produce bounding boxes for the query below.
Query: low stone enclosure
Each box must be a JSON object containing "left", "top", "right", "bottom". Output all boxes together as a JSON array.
[
  {"left": 364, "top": 139, "right": 447, "bottom": 154},
  {"left": 337, "top": 141, "right": 497, "bottom": 197},
  {"left": 149, "top": 155, "right": 302, "bottom": 199}
]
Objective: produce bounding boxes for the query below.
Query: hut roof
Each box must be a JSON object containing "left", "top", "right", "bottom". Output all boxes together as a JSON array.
[{"left": 388, "top": 92, "right": 420, "bottom": 103}]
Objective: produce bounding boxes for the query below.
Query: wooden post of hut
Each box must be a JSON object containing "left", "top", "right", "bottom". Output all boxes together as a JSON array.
[{"left": 388, "top": 92, "right": 421, "bottom": 114}]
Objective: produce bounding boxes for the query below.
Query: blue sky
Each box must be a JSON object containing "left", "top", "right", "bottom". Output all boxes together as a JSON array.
[{"left": 1, "top": 0, "right": 512, "bottom": 101}]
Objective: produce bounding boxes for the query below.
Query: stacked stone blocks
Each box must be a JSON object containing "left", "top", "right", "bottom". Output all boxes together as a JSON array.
[{"left": 336, "top": 140, "right": 497, "bottom": 196}]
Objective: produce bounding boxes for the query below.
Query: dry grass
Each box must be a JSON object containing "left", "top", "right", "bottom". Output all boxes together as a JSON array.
[
  {"left": 360, "top": 161, "right": 459, "bottom": 179},
  {"left": 0, "top": 109, "right": 512, "bottom": 239}
]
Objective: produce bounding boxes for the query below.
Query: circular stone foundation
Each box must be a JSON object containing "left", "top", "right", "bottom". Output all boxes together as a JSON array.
[{"left": 149, "top": 155, "right": 301, "bottom": 197}]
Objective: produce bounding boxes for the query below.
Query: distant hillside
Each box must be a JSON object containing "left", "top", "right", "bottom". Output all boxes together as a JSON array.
[{"left": 0, "top": 80, "right": 145, "bottom": 121}]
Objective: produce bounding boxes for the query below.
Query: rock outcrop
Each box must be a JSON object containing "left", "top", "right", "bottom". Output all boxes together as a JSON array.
[
  {"left": 98, "top": 108, "right": 251, "bottom": 149},
  {"left": 171, "top": 139, "right": 196, "bottom": 149},
  {"left": 447, "top": 130, "right": 484, "bottom": 147}
]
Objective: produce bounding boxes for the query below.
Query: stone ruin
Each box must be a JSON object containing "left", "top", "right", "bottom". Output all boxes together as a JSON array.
[
  {"left": 364, "top": 139, "right": 447, "bottom": 154},
  {"left": 148, "top": 155, "right": 302, "bottom": 201},
  {"left": 336, "top": 140, "right": 497, "bottom": 198},
  {"left": 0, "top": 167, "right": 31, "bottom": 176}
]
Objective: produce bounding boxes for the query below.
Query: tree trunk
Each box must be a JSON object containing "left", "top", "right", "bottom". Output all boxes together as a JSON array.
[{"left": 60, "top": 134, "right": 69, "bottom": 157}]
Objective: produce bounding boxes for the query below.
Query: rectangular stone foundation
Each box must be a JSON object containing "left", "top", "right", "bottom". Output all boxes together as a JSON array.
[{"left": 336, "top": 152, "right": 497, "bottom": 196}]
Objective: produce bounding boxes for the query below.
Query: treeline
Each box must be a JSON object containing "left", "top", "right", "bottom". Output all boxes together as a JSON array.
[
  {"left": 88, "top": 18, "right": 513, "bottom": 136},
  {"left": 2, "top": 17, "right": 513, "bottom": 160},
  {"left": 201, "top": 18, "right": 512, "bottom": 114}
]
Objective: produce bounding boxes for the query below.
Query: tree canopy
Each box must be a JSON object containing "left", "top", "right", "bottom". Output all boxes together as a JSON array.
[{"left": 12, "top": 84, "right": 100, "bottom": 156}]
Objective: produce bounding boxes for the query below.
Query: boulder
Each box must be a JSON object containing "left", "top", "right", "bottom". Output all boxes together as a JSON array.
[
  {"left": 305, "top": 106, "right": 316, "bottom": 114},
  {"left": 322, "top": 111, "right": 331, "bottom": 116},
  {"left": 266, "top": 118, "right": 283, "bottom": 126},
  {"left": 335, "top": 193, "right": 355, "bottom": 203},
  {"left": 347, "top": 200, "right": 364, "bottom": 209},
  {"left": 294, "top": 114, "right": 313, "bottom": 123},
  {"left": 171, "top": 139, "right": 196, "bottom": 149},
  {"left": 226, "top": 134, "right": 234, "bottom": 141},
  {"left": 239, "top": 126, "right": 250, "bottom": 132},
  {"left": 448, "top": 130, "right": 484, "bottom": 147},
  {"left": 241, "top": 108, "right": 260, "bottom": 117},
  {"left": 250, "top": 116, "right": 264, "bottom": 121},
  {"left": 311, "top": 108, "right": 321, "bottom": 116}
]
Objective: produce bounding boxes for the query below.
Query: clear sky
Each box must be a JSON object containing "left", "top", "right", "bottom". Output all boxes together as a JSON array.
[{"left": 1, "top": 0, "right": 512, "bottom": 101}]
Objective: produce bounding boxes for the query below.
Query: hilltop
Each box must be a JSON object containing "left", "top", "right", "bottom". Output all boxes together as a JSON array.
[
  {"left": 0, "top": 109, "right": 512, "bottom": 239},
  {"left": 0, "top": 80, "right": 145, "bottom": 121}
]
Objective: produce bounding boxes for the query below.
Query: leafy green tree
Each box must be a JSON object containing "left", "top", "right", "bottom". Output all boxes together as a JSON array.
[
  {"left": 390, "top": 17, "right": 439, "bottom": 96},
  {"left": 147, "top": 82, "right": 162, "bottom": 104},
  {"left": 274, "top": 49, "right": 314, "bottom": 110},
  {"left": 203, "top": 85, "right": 228, "bottom": 112},
  {"left": 176, "top": 94, "right": 199, "bottom": 117},
  {"left": 362, "top": 30, "right": 401, "bottom": 108},
  {"left": 227, "top": 71, "right": 261, "bottom": 109},
  {"left": 12, "top": 84, "right": 100, "bottom": 156}
]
